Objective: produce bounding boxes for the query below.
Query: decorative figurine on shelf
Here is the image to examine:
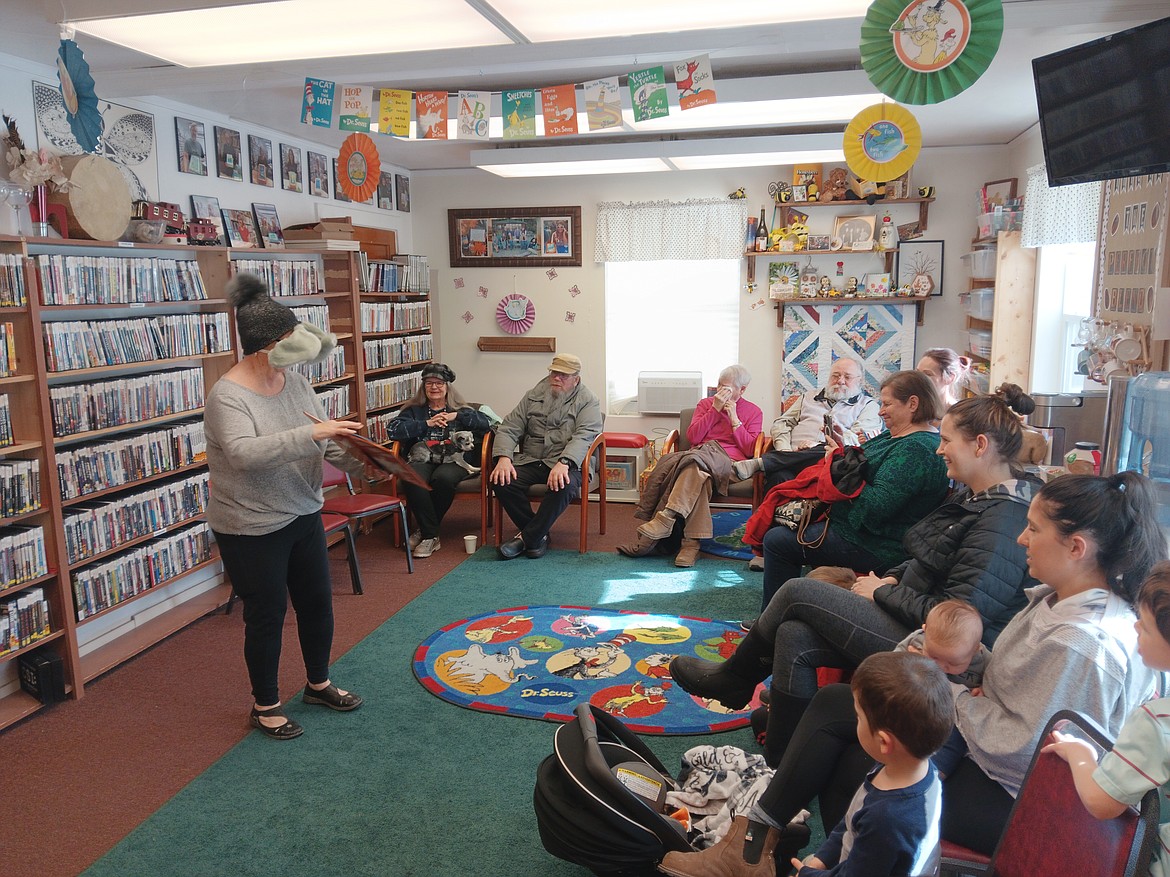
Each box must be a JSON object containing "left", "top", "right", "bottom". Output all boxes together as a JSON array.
[
  {"left": 819, "top": 275, "right": 833, "bottom": 295},
  {"left": 847, "top": 176, "right": 886, "bottom": 204},
  {"left": 844, "top": 276, "right": 859, "bottom": 296},
  {"left": 769, "top": 180, "right": 793, "bottom": 204},
  {"left": 728, "top": 187, "right": 746, "bottom": 199},
  {"left": 820, "top": 167, "right": 850, "bottom": 202},
  {"left": 800, "top": 260, "right": 821, "bottom": 292},
  {"left": 878, "top": 212, "right": 898, "bottom": 250}
]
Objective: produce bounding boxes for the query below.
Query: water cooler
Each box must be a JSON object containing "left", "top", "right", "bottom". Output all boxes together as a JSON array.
[
  {"left": 1029, "top": 390, "right": 1108, "bottom": 463},
  {"left": 1101, "top": 372, "right": 1170, "bottom": 529}
]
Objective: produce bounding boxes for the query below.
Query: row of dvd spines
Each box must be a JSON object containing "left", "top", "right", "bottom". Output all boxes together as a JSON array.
[
  {"left": 365, "top": 369, "right": 425, "bottom": 410},
  {"left": 235, "top": 260, "right": 320, "bottom": 298},
  {"left": 63, "top": 471, "right": 210, "bottom": 566},
  {"left": 50, "top": 367, "right": 205, "bottom": 438},
  {"left": 359, "top": 301, "right": 431, "bottom": 333},
  {"left": 0, "top": 525, "right": 49, "bottom": 590},
  {"left": 365, "top": 409, "right": 400, "bottom": 444},
  {"left": 362, "top": 334, "right": 433, "bottom": 371},
  {"left": 1, "top": 587, "right": 50, "bottom": 654},
  {"left": 1, "top": 321, "right": 17, "bottom": 378},
  {"left": 0, "top": 458, "right": 41, "bottom": 519},
  {"left": 0, "top": 254, "right": 28, "bottom": 307},
  {"left": 316, "top": 385, "right": 351, "bottom": 420},
  {"left": 0, "top": 393, "right": 12, "bottom": 448},
  {"left": 42, "top": 314, "right": 233, "bottom": 373},
  {"left": 72, "top": 522, "right": 213, "bottom": 621},
  {"left": 56, "top": 419, "right": 205, "bottom": 502},
  {"left": 35, "top": 254, "right": 208, "bottom": 305}
]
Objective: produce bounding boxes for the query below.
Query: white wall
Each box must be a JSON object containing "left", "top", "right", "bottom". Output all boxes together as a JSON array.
[{"left": 415, "top": 146, "right": 1009, "bottom": 432}]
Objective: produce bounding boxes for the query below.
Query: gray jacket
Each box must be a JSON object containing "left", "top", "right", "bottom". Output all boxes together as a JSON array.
[{"left": 493, "top": 376, "right": 603, "bottom": 472}]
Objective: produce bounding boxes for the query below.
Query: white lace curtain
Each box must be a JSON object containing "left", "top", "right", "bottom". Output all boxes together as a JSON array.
[
  {"left": 1021, "top": 163, "right": 1102, "bottom": 248},
  {"left": 594, "top": 198, "right": 749, "bottom": 262}
]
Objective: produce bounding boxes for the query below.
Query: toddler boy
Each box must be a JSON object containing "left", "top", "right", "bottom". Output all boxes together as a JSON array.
[{"left": 791, "top": 651, "right": 954, "bottom": 877}]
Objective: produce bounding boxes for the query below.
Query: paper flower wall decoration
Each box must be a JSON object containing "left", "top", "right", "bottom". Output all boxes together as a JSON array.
[
  {"left": 496, "top": 293, "right": 535, "bottom": 334},
  {"left": 860, "top": 0, "right": 1004, "bottom": 105},
  {"left": 337, "top": 133, "right": 380, "bottom": 202},
  {"left": 842, "top": 103, "right": 921, "bottom": 182},
  {"left": 56, "top": 39, "right": 103, "bottom": 153}
]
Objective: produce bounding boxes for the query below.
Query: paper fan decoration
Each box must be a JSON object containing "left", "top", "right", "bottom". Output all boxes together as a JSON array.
[
  {"left": 843, "top": 103, "right": 921, "bottom": 182},
  {"left": 861, "top": 0, "right": 1004, "bottom": 105},
  {"left": 56, "top": 39, "right": 103, "bottom": 153},
  {"left": 337, "top": 133, "right": 381, "bottom": 202},
  {"left": 496, "top": 293, "right": 536, "bottom": 334}
]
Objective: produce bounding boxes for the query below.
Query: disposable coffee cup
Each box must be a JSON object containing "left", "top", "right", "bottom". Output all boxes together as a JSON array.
[{"left": 464, "top": 535, "right": 478, "bottom": 554}]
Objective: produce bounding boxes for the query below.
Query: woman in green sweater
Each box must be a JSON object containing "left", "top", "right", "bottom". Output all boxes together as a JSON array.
[{"left": 758, "top": 369, "right": 949, "bottom": 611}]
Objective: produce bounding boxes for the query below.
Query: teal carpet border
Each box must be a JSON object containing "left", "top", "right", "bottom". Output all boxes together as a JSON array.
[{"left": 81, "top": 550, "right": 786, "bottom": 877}]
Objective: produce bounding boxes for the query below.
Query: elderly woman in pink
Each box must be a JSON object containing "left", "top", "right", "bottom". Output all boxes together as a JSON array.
[{"left": 618, "top": 364, "right": 762, "bottom": 567}]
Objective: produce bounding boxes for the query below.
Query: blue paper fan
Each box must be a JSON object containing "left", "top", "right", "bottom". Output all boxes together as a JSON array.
[{"left": 57, "top": 39, "right": 103, "bottom": 153}]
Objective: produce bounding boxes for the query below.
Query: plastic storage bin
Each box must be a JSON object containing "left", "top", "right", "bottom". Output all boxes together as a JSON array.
[
  {"left": 977, "top": 211, "right": 1022, "bottom": 239},
  {"left": 968, "top": 328, "right": 993, "bottom": 358},
  {"left": 962, "top": 288, "right": 995, "bottom": 320},
  {"left": 962, "top": 247, "right": 997, "bottom": 279}
]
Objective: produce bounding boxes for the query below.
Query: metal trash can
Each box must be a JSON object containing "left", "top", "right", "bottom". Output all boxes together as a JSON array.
[{"left": 1029, "top": 391, "right": 1108, "bottom": 464}]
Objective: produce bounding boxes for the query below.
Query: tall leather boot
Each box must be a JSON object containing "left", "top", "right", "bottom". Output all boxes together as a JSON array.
[
  {"left": 760, "top": 688, "right": 812, "bottom": 768},
  {"left": 669, "top": 627, "right": 771, "bottom": 710},
  {"left": 659, "top": 815, "right": 780, "bottom": 877}
]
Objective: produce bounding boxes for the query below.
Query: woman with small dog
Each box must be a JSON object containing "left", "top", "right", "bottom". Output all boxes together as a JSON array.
[{"left": 385, "top": 364, "right": 491, "bottom": 558}]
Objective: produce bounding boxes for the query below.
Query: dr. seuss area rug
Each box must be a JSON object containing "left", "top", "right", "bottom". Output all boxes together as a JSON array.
[{"left": 413, "top": 606, "right": 763, "bottom": 734}]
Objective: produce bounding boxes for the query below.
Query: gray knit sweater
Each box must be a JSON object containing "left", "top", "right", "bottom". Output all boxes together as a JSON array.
[
  {"left": 954, "top": 584, "right": 1155, "bottom": 796},
  {"left": 204, "top": 374, "right": 361, "bottom": 536}
]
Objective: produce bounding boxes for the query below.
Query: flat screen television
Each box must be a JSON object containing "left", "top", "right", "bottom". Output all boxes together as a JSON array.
[{"left": 1032, "top": 15, "right": 1170, "bottom": 187}]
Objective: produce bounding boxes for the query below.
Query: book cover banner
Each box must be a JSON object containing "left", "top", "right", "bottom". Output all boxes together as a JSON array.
[
  {"left": 583, "top": 77, "right": 622, "bottom": 131},
  {"left": 377, "top": 88, "right": 411, "bottom": 137},
  {"left": 675, "top": 55, "right": 716, "bottom": 110},
  {"left": 415, "top": 91, "right": 449, "bottom": 140},
  {"left": 458, "top": 90, "right": 490, "bottom": 140},
  {"left": 502, "top": 89, "right": 536, "bottom": 140},
  {"left": 338, "top": 85, "right": 372, "bottom": 133},
  {"left": 302, "top": 78, "right": 335, "bottom": 127},
  {"left": 541, "top": 84, "right": 578, "bottom": 137},
  {"left": 628, "top": 66, "right": 669, "bottom": 124}
]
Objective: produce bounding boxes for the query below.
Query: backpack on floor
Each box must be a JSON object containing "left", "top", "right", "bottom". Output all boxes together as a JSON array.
[{"left": 533, "top": 704, "right": 694, "bottom": 876}]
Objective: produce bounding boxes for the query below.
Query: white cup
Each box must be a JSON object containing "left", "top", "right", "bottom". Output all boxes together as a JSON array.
[{"left": 464, "top": 535, "right": 478, "bottom": 554}]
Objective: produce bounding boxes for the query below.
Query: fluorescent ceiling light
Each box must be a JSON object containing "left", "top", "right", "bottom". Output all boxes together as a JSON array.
[
  {"left": 69, "top": 0, "right": 512, "bottom": 67},
  {"left": 477, "top": 157, "right": 672, "bottom": 177},
  {"left": 623, "top": 94, "right": 881, "bottom": 131},
  {"left": 670, "top": 149, "right": 846, "bottom": 170},
  {"left": 489, "top": 0, "right": 871, "bottom": 41}
]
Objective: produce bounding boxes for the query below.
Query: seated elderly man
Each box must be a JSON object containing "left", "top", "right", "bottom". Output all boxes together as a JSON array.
[
  {"left": 489, "top": 353, "right": 603, "bottom": 560},
  {"left": 734, "top": 357, "right": 882, "bottom": 491}
]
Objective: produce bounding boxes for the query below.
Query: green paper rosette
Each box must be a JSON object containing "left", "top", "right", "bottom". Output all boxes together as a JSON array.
[{"left": 861, "top": 0, "right": 1004, "bottom": 105}]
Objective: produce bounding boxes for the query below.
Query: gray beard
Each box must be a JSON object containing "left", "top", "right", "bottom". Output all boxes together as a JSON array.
[{"left": 824, "top": 386, "right": 852, "bottom": 402}]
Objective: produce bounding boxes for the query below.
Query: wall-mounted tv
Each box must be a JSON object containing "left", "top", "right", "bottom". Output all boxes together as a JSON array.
[{"left": 1032, "top": 15, "right": 1170, "bottom": 187}]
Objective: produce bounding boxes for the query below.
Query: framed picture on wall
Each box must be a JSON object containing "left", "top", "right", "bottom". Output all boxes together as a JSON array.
[
  {"left": 175, "top": 117, "right": 207, "bottom": 176},
  {"left": 395, "top": 173, "right": 410, "bottom": 212},
  {"left": 377, "top": 172, "right": 394, "bottom": 210},
  {"left": 832, "top": 214, "right": 876, "bottom": 249},
  {"left": 448, "top": 206, "right": 582, "bottom": 267},
  {"left": 221, "top": 208, "right": 258, "bottom": 248},
  {"left": 248, "top": 134, "right": 274, "bottom": 186},
  {"left": 307, "top": 151, "right": 329, "bottom": 197},
  {"left": 279, "top": 144, "right": 302, "bottom": 193},
  {"left": 333, "top": 158, "right": 351, "bottom": 202},
  {"left": 894, "top": 239, "right": 945, "bottom": 297},
  {"left": 190, "top": 194, "right": 225, "bottom": 245},
  {"left": 251, "top": 202, "right": 284, "bottom": 249},
  {"left": 214, "top": 125, "right": 243, "bottom": 181}
]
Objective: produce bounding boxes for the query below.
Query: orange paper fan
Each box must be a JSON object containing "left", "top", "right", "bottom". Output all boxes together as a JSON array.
[{"left": 337, "top": 133, "right": 381, "bottom": 202}]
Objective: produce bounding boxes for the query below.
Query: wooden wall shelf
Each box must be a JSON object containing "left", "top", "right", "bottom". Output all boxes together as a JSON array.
[
  {"left": 477, "top": 336, "right": 557, "bottom": 353},
  {"left": 773, "top": 295, "right": 931, "bottom": 326}
]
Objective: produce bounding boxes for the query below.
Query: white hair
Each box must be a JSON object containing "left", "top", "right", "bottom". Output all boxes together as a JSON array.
[{"left": 719, "top": 364, "right": 751, "bottom": 388}]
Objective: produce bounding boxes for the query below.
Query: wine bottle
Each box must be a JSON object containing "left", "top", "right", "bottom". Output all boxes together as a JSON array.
[{"left": 756, "top": 207, "right": 769, "bottom": 252}]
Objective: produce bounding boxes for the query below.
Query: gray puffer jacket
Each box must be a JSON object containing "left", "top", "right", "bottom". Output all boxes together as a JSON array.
[{"left": 873, "top": 477, "right": 1040, "bottom": 647}]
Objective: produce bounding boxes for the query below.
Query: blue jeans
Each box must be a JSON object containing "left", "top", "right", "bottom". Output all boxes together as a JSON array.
[{"left": 761, "top": 521, "right": 885, "bottom": 612}]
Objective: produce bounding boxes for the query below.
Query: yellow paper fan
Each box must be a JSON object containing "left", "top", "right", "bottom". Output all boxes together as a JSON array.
[{"left": 842, "top": 103, "right": 922, "bottom": 182}]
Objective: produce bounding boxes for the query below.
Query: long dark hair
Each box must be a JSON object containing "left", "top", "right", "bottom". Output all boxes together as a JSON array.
[
  {"left": 1038, "top": 471, "right": 1168, "bottom": 603},
  {"left": 946, "top": 382, "right": 1034, "bottom": 470},
  {"left": 881, "top": 370, "right": 943, "bottom": 425}
]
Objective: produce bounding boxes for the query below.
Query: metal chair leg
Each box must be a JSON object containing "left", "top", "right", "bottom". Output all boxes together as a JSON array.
[
  {"left": 343, "top": 524, "right": 364, "bottom": 594},
  {"left": 399, "top": 505, "right": 414, "bottom": 574}
]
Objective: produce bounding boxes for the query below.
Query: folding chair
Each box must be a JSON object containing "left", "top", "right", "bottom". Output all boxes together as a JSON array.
[
  {"left": 940, "top": 709, "right": 1160, "bottom": 877},
  {"left": 321, "top": 460, "right": 413, "bottom": 574}
]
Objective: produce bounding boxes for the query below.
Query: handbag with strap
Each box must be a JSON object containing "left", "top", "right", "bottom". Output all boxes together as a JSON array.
[{"left": 769, "top": 446, "right": 869, "bottom": 548}]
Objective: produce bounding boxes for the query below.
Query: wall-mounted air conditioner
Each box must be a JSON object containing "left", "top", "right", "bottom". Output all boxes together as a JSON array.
[{"left": 637, "top": 371, "right": 704, "bottom": 415}]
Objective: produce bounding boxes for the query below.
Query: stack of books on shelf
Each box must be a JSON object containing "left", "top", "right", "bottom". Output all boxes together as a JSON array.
[
  {"left": 71, "top": 522, "right": 213, "bottom": 621},
  {"left": 0, "top": 393, "right": 12, "bottom": 447},
  {"left": 393, "top": 255, "right": 430, "bottom": 293},
  {"left": 365, "top": 372, "right": 422, "bottom": 411},
  {"left": 0, "top": 458, "right": 41, "bottom": 517},
  {"left": 297, "top": 346, "right": 346, "bottom": 385},
  {"left": 0, "top": 321, "right": 15, "bottom": 377},
  {"left": 35, "top": 255, "right": 208, "bottom": 304},
  {"left": 62, "top": 471, "right": 209, "bottom": 564},
  {"left": 235, "top": 259, "right": 321, "bottom": 297},
  {"left": 359, "top": 300, "right": 430, "bottom": 333},
  {"left": 365, "top": 410, "right": 399, "bottom": 444},
  {"left": 0, "top": 254, "right": 28, "bottom": 306},
  {"left": 362, "top": 333, "right": 433, "bottom": 371},
  {"left": 315, "top": 385, "right": 351, "bottom": 420},
  {"left": 56, "top": 419, "right": 205, "bottom": 501},
  {"left": 49, "top": 367, "right": 205, "bottom": 437},
  {"left": 1, "top": 586, "right": 51, "bottom": 654},
  {"left": 0, "top": 525, "right": 49, "bottom": 588},
  {"left": 290, "top": 304, "right": 330, "bottom": 333},
  {"left": 42, "top": 313, "right": 232, "bottom": 371}
]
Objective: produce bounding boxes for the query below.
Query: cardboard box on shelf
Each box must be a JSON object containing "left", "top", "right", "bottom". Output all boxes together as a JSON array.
[{"left": 282, "top": 217, "right": 355, "bottom": 241}]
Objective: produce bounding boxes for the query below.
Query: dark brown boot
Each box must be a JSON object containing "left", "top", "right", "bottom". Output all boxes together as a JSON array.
[
  {"left": 659, "top": 815, "right": 779, "bottom": 877},
  {"left": 669, "top": 628, "right": 772, "bottom": 710}
]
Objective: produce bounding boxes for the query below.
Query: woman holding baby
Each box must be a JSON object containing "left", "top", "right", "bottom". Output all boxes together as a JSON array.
[
  {"left": 385, "top": 364, "right": 491, "bottom": 558},
  {"left": 672, "top": 386, "right": 1041, "bottom": 764}
]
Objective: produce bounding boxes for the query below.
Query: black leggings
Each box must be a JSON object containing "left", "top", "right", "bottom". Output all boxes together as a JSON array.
[
  {"left": 754, "top": 683, "right": 1014, "bottom": 851},
  {"left": 215, "top": 513, "right": 334, "bottom": 705}
]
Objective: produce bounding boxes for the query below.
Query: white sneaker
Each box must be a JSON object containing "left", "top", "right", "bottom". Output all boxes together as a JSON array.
[
  {"left": 413, "top": 537, "right": 440, "bottom": 558},
  {"left": 732, "top": 457, "right": 763, "bottom": 482},
  {"left": 408, "top": 531, "right": 423, "bottom": 550}
]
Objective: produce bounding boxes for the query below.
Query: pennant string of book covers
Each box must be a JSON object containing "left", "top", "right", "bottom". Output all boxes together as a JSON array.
[{"left": 300, "top": 55, "right": 716, "bottom": 141}]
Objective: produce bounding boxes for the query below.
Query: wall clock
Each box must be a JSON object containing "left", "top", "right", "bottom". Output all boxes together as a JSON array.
[{"left": 496, "top": 293, "right": 536, "bottom": 334}]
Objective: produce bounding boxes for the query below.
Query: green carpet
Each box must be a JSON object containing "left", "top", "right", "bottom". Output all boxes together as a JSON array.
[{"left": 82, "top": 550, "right": 818, "bottom": 877}]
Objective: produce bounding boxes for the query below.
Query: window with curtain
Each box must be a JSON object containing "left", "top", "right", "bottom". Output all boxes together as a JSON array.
[
  {"left": 604, "top": 260, "right": 740, "bottom": 415},
  {"left": 1021, "top": 163, "right": 1102, "bottom": 248}
]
